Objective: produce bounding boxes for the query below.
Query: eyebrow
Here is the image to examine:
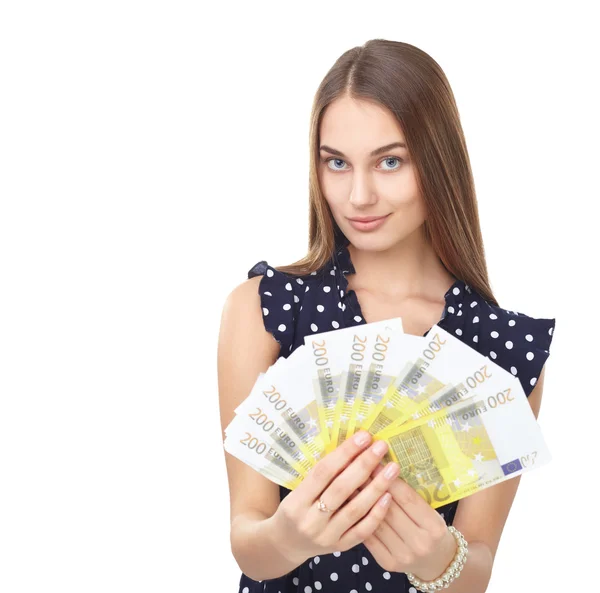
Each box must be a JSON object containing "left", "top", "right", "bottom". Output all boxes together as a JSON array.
[{"left": 319, "top": 141, "right": 406, "bottom": 158}]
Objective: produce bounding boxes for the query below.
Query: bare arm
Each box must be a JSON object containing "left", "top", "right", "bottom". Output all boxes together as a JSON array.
[
  {"left": 230, "top": 510, "right": 304, "bottom": 581},
  {"left": 218, "top": 276, "right": 302, "bottom": 581}
]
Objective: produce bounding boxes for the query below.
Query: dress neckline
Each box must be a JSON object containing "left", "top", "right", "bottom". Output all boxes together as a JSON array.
[{"left": 333, "top": 236, "right": 467, "bottom": 337}]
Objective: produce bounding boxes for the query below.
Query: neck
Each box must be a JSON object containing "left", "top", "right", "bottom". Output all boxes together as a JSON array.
[{"left": 346, "top": 225, "right": 455, "bottom": 301}]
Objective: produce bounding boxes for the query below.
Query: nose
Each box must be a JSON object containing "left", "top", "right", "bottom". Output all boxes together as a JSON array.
[{"left": 349, "top": 175, "right": 377, "bottom": 207}]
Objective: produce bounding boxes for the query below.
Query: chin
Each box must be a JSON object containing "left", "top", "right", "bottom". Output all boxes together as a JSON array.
[{"left": 346, "top": 230, "right": 394, "bottom": 250}]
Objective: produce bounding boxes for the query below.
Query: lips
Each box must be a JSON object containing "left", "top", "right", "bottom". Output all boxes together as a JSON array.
[
  {"left": 347, "top": 215, "right": 389, "bottom": 222},
  {"left": 347, "top": 214, "right": 391, "bottom": 232}
]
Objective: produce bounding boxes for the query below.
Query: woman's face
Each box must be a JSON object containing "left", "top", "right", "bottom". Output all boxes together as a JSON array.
[{"left": 318, "top": 96, "right": 426, "bottom": 250}]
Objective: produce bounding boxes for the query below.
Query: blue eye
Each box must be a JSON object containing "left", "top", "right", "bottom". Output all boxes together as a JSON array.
[
  {"left": 326, "top": 158, "right": 349, "bottom": 171},
  {"left": 380, "top": 157, "right": 402, "bottom": 171},
  {"left": 321, "top": 156, "right": 403, "bottom": 172}
]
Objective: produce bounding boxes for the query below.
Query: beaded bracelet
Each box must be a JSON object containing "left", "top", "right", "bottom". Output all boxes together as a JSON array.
[{"left": 406, "top": 525, "right": 469, "bottom": 591}]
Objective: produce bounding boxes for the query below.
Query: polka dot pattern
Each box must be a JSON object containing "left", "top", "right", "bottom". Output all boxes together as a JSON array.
[
  {"left": 477, "top": 298, "right": 556, "bottom": 397},
  {"left": 241, "top": 236, "right": 556, "bottom": 593},
  {"left": 248, "top": 260, "right": 301, "bottom": 357}
]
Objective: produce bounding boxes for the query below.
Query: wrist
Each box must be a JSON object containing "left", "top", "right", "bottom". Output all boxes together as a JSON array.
[
  {"left": 410, "top": 526, "right": 458, "bottom": 582},
  {"left": 265, "top": 513, "right": 308, "bottom": 568},
  {"left": 407, "top": 526, "right": 469, "bottom": 592}
]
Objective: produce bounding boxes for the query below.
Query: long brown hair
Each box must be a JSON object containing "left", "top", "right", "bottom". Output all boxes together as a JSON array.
[{"left": 274, "top": 38, "right": 497, "bottom": 306}]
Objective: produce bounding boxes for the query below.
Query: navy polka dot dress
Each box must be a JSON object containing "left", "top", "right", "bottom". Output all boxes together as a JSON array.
[{"left": 239, "top": 236, "right": 556, "bottom": 593}]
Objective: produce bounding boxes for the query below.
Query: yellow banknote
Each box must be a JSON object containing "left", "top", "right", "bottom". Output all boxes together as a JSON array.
[
  {"left": 235, "top": 356, "right": 329, "bottom": 466},
  {"left": 233, "top": 398, "right": 315, "bottom": 475},
  {"left": 223, "top": 427, "right": 304, "bottom": 490},
  {"left": 362, "top": 358, "right": 448, "bottom": 436},
  {"left": 342, "top": 320, "right": 407, "bottom": 440},
  {"left": 306, "top": 318, "right": 404, "bottom": 454},
  {"left": 362, "top": 323, "right": 503, "bottom": 436},
  {"left": 374, "top": 382, "right": 551, "bottom": 509}
]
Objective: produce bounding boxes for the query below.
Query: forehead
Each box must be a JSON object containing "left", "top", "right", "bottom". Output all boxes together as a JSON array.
[{"left": 320, "top": 96, "right": 406, "bottom": 150}]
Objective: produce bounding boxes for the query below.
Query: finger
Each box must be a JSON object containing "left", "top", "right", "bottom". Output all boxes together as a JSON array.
[
  {"left": 387, "top": 476, "right": 435, "bottom": 530},
  {"left": 370, "top": 515, "right": 410, "bottom": 559},
  {"left": 337, "top": 491, "right": 392, "bottom": 551},
  {"left": 297, "top": 430, "right": 373, "bottom": 502},
  {"left": 369, "top": 461, "right": 437, "bottom": 531},
  {"left": 356, "top": 461, "right": 386, "bottom": 491},
  {"left": 364, "top": 465, "right": 442, "bottom": 534},
  {"left": 383, "top": 495, "right": 420, "bottom": 541},
  {"left": 363, "top": 530, "right": 398, "bottom": 568},
  {"left": 347, "top": 488, "right": 361, "bottom": 502},
  {"left": 317, "top": 438, "right": 391, "bottom": 512},
  {"left": 335, "top": 488, "right": 361, "bottom": 511},
  {"left": 371, "top": 462, "right": 387, "bottom": 479},
  {"left": 328, "top": 461, "right": 400, "bottom": 537},
  {"left": 334, "top": 487, "right": 361, "bottom": 515},
  {"left": 376, "top": 495, "right": 450, "bottom": 568}
]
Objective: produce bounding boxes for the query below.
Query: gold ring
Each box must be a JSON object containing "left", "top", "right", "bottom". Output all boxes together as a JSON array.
[{"left": 317, "top": 497, "right": 334, "bottom": 513}]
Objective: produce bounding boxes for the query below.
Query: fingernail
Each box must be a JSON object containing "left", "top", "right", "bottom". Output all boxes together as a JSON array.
[
  {"left": 380, "top": 493, "right": 391, "bottom": 507},
  {"left": 372, "top": 440, "right": 387, "bottom": 455},
  {"left": 354, "top": 431, "right": 371, "bottom": 446},
  {"left": 384, "top": 463, "right": 399, "bottom": 479}
]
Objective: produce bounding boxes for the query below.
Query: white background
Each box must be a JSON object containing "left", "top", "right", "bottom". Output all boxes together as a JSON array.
[{"left": 0, "top": 1, "right": 597, "bottom": 591}]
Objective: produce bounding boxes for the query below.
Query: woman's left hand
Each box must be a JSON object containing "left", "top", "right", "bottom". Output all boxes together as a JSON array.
[{"left": 359, "top": 462, "right": 458, "bottom": 579}]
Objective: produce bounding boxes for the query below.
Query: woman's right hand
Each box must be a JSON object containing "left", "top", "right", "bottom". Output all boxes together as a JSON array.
[{"left": 269, "top": 430, "right": 400, "bottom": 566}]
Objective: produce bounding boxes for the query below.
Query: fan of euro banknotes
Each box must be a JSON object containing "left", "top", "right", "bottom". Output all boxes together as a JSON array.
[{"left": 223, "top": 318, "right": 551, "bottom": 509}]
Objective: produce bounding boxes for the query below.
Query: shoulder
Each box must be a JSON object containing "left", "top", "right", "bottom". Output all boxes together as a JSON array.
[
  {"left": 218, "top": 275, "right": 282, "bottom": 370},
  {"left": 221, "top": 274, "right": 274, "bottom": 339},
  {"left": 247, "top": 260, "right": 317, "bottom": 296},
  {"left": 442, "top": 282, "right": 556, "bottom": 398},
  {"left": 246, "top": 259, "right": 326, "bottom": 359},
  {"left": 247, "top": 259, "right": 323, "bottom": 307},
  {"left": 474, "top": 295, "right": 556, "bottom": 398}
]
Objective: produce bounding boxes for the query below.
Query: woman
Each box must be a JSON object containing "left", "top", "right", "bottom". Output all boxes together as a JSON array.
[{"left": 218, "top": 39, "right": 555, "bottom": 593}]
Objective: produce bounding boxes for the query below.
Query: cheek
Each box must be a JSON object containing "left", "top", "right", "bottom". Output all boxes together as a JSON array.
[
  {"left": 384, "top": 168, "right": 420, "bottom": 206},
  {"left": 389, "top": 195, "right": 427, "bottom": 224},
  {"left": 389, "top": 191, "right": 423, "bottom": 211},
  {"left": 320, "top": 176, "right": 348, "bottom": 210},
  {"left": 387, "top": 196, "right": 428, "bottom": 234}
]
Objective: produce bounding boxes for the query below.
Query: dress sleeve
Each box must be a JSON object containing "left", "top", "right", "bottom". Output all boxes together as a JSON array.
[
  {"left": 247, "top": 260, "right": 299, "bottom": 359},
  {"left": 478, "top": 302, "right": 556, "bottom": 397}
]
